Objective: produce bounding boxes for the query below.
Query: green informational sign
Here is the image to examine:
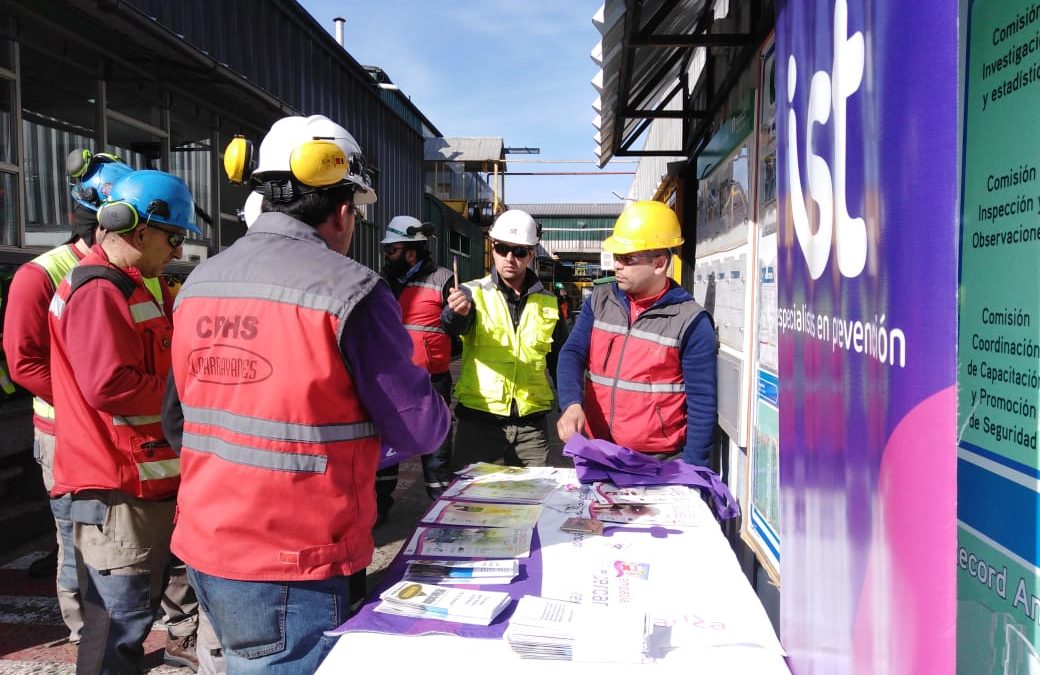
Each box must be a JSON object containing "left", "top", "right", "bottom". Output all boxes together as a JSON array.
[{"left": 959, "top": 1, "right": 1040, "bottom": 671}]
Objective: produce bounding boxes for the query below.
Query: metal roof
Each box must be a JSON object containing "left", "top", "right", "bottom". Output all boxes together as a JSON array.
[
  {"left": 508, "top": 203, "right": 625, "bottom": 218},
  {"left": 591, "top": 0, "right": 762, "bottom": 167},
  {"left": 425, "top": 137, "right": 505, "bottom": 163}
]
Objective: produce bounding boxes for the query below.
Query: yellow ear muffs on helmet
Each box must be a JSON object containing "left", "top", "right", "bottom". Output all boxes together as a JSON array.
[
  {"left": 223, "top": 135, "right": 256, "bottom": 185},
  {"left": 288, "top": 139, "right": 349, "bottom": 187},
  {"left": 97, "top": 201, "right": 140, "bottom": 233}
]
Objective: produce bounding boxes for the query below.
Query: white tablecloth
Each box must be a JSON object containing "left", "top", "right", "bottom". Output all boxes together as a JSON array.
[{"left": 318, "top": 471, "right": 789, "bottom": 674}]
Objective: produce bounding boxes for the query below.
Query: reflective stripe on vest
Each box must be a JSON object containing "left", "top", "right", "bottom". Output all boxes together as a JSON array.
[
  {"left": 183, "top": 405, "right": 376, "bottom": 444},
  {"left": 592, "top": 319, "right": 681, "bottom": 348},
  {"left": 586, "top": 371, "right": 685, "bottom": 394},
  {"left": 113, "top": 414, "right": 163, "bottom": 426},
  {"left": 130, "top": 301, "right": 163, "bottom": 323},
  {"left": 138, "top": 458, "right": 180, "bottom": 481},
  {"left": 33, "top": 396, "right": 55, "bottom": 422},
  {"left": 183, "top": 432, "right": 329, "bottom": 474},
  {"left": 403, "top": 324, "right": 446, "bottom": 334}
]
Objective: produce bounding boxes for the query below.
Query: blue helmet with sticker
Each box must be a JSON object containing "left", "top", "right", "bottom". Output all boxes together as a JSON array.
[
  {"left": 68, "top": 150, "right": 133, "bottom": 211},
  {"left": 97, "top": 170, "right": 200, "bottom": 234}
]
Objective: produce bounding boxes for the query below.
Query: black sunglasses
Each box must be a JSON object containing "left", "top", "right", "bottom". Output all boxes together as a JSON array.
[
  {"left": 383, "top": 243, "right": 406, "bottom": 255},
  {"left": 149, "top": 224, "right": 186, "bottom": 248},
  {"left": 492, "top": 242, "right": 532, "bottom": 259}
]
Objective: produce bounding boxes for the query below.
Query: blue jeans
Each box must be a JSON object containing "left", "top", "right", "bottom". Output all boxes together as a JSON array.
[
  {"left": 188, "top": 567, "right": 352, "bottom": 674},
  {"left": 71, "top": 492, "right": 175, "bottom": 675}
]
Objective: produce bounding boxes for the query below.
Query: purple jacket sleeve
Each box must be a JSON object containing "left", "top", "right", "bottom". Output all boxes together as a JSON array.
[{"left": 342, "top": 282, "right": 450, "bottom": 455}]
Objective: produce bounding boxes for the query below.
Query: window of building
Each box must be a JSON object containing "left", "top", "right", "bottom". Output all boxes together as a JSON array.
[
  {"left": 20, "top": 45, "right": 98, "bottom": 245},
  {"left": 449, "top": 229, "right": 470, "bottom": 256}
]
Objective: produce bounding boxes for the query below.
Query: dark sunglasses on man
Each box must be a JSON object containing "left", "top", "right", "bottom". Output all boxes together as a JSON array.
[
  {"left": 149, "top": 224, "right": 186, "bottom": 248},
  {"left": 492, "top": 242, "right": 532, "bottom": 259}
]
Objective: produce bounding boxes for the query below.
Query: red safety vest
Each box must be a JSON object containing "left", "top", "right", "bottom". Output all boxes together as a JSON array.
[
  {"left": 170, "top": 237, "right": 381, "bottom": 581},
  {"left": 399, "top": 266, "right": 452, "bottom": 374},
  {"left": 49, "top": 253, "right": 179, "bottom": 499},
  {"left": 583, "top": 283, "right": 705, "bottom": 454}
]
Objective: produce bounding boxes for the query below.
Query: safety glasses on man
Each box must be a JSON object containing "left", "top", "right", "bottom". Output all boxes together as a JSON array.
[
  {"left": 614, "top": 250, "right": 669, "bottom": 267},
  {"left": 492, "top": 242, "right": 532, "bottom": 259}
]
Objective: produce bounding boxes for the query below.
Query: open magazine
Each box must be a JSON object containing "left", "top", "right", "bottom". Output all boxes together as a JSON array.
[
  {"left": 403, "top": 526, "right": 533, "bottom": 558},
  {"left": 421, "top": 500, "right": 543, "bottom": 529}
]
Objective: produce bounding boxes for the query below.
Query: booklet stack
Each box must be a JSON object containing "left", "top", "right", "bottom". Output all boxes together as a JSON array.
[
  {"left": 403, "top": 559, "right": 519, "bottom": 586},
  {"left": 504, "top": 595, "right": 648, "bottom": 662},
  {"left": 375, "top": 580, "right": 512, "bottom": 626}
]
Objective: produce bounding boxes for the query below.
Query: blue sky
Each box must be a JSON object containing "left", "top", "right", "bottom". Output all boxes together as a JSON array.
[{"left": 299, "top": 0, "right": 634, "bottom": 205}]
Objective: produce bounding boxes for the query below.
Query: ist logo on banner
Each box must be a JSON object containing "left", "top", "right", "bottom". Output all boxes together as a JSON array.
[{"left": 785, "top": 0, "right": 866, "bottom": 280}]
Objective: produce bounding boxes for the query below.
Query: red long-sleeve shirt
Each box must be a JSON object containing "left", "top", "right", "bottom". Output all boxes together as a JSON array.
[{"left": 2, "top": 245, "right": 86, "bottom": 432}]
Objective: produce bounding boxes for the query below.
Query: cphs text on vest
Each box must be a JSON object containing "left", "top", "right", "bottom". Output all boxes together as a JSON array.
[{"left": 196, "top": 314, "right": 259, "bottom": 340}]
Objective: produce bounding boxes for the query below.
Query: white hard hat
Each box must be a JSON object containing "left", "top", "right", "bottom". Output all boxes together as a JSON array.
[
  {"left": 488, "top": 209, "right": 539, "bottom": 246},
  {"left": 255, "top": 115, "right": 377, "bottom": 205},
  {"left": 242, "top": 190, "right": 263, "bottom": 228},
  {"left": 381, "top": 215, "right": 427, "bottom": 244}
]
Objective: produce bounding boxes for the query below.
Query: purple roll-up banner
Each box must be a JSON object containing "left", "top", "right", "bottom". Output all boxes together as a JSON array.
[{"left": 776, "top": 0, "right": 958, "bottom": 672}]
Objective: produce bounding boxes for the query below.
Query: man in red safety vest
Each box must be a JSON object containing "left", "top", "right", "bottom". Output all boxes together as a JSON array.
[
  {"left": 163, "top": 115, "right": 450, "bottom": 674},
  {"left": 556, "top": 201, "right": 718, "bottom": 466},
  {"left": 49, "top": 169, "right": 200, "bottom": 674},
  {"left": 3, "top": 150, "right": 131, "bottom": 646},
  {"left": 374, "top": 215, "right": 455, "bottom": 525}
]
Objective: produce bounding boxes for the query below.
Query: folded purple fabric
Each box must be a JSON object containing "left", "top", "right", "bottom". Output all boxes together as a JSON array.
[{"left": 562, "top": 434, "right": 740, "bottom": 520}]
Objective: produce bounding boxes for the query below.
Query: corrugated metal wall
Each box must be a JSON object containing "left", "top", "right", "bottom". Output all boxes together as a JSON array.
[{"left": 121, "top": 0, "right": 426, "bottom": 271}]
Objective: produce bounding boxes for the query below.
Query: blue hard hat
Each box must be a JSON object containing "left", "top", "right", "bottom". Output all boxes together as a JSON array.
[
  {"left": 103, "top": 170, "right": 199, "bottom": 234},
  {"left": 70, "top": 155, "right": 133, "bottom": 211}
]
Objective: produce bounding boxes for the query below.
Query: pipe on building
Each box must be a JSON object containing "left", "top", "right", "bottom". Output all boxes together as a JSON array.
[{"left": 334, "top": 17, "right": 345, "bottom": 47}]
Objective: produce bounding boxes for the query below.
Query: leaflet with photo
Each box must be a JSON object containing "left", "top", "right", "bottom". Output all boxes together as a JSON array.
[
  {"left": 375, "top": 580, "right": 512, "bottom": 626},
  {"left": 586, "top": 499, "right": 701, "bottom": 527},
  {"left": 421, "top": 500, "right": 543, "bottom": 529},
  {"left": 403, "top": 526, "right": 533, "bottom": 558},
  {"left": 441, "top": 478, "right": 558, "bottom": 504},
  {"left": 592, "top": 482, "right": 696, "bottom": 505}
]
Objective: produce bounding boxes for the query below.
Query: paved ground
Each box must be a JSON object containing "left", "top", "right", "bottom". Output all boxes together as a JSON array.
[{"left": 0, "top": 364, "right": 567, "bottom": 673}]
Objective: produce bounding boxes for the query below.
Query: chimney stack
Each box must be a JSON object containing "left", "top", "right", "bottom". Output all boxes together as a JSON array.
[{"left": 333, "top": 17, "right": 345, "bottom": 47}]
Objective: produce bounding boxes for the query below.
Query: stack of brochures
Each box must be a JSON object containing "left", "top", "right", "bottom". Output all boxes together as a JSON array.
[
  {"left": 375, "top": 580, "right": 512, "bottom": 626},
  {"left": 403, "top": 526, "right": 533, "bottom": 558},
  {"left": 403, "top": 559, "right": 519, "bottom": 585},
  {"left": 504, "top": 595, "right": 648, "bottom": 662}
]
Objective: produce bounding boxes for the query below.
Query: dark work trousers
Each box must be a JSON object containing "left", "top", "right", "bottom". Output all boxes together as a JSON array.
[{"left": 375, "top": 372, "right": 453, "bottom": 517}]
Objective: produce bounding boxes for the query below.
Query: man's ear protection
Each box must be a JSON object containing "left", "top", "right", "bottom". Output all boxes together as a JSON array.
[
  {"left": 223, "top": 135, "right": 356, "bottom": 188},
  {"left": 223, "top": 135, "right": 256, "bottom": 185},
  {"left": 67, "top": 149, "right": 122, "bottom": 180},
  {"left": 68, "top": 150, "right": 123, "bottom": 205},
  {"left": 97, "top": 199, "right": 171, "bottom": 233}
]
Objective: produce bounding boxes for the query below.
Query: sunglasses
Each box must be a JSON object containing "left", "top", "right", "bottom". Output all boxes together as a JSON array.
[
  {"left": 492, "top": 242, "right": 532, "bottom": 259},
  {"left": 149, "top": 225, "right": 186, "bottom": 248},
  {"left": 614, "top": 251, "right": 666, "bottom": 266},
  {"left": 383, "top": 243, "right": 406, "bottom": 255}
]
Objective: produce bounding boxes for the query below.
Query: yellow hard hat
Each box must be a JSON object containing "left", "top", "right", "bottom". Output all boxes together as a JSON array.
[{"left": 602, "top": 201, "right": 683, "bottom": 254}]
